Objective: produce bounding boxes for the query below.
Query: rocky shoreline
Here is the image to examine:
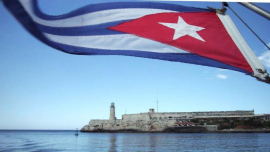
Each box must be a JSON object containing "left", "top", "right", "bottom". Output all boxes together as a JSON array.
[
  {"left": 81, "top": 127, "right": 270, "bottom": 133},
  {"left": 212, "top": 129, "right": 270, "bottom": 133},
  {"left": 81, "top": 126, "right": 208, "bottom": 133}
]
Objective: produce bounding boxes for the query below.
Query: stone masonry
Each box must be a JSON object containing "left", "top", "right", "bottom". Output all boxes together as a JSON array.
[{"left": 81, "top": 103, "right": 254, "bottom": 132}]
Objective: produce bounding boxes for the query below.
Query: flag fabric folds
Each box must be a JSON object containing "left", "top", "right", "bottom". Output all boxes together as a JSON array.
[{"left": 3, "top": 0, "right": 269, "bottom": 81}]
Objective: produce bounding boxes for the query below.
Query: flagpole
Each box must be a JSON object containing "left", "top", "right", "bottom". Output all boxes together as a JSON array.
[{"left": 238, "top": 2, "right": 270, "bottom": 20}]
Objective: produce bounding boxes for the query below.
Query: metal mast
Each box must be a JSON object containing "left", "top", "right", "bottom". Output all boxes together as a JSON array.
[{"left": 238, "top": 2, "right": 270, "bottom": 20}]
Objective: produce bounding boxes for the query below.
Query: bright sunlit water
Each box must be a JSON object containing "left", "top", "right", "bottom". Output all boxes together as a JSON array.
[{"left": 0, "top": 130, "right": 270, "bottom": 152}]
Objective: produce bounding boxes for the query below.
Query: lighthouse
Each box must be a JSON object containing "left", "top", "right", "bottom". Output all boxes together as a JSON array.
[{"left": 109, "top": 102, "right": 116, "bottom": 120}]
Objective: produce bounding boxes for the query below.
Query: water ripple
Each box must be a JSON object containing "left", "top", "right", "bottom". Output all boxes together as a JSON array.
[{"left": 0, "top": 131, "right": 270, "bottom": 152}]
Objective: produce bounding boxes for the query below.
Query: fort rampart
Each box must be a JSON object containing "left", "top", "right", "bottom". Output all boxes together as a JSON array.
[{"left": 81, "top": 103, "right": 255, "bottom": 132}]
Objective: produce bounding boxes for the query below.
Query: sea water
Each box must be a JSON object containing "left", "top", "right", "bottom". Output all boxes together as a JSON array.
[{"left": 0, "top": 130, "right": 270, "bottom": 152}]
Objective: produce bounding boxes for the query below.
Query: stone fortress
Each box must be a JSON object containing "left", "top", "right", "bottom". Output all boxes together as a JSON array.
[{"left": 81, "top": 102, "right": 256, "bottom": 132}]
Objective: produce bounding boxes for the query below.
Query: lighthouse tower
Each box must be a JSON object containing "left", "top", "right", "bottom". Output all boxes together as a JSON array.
[{"left": 109, "top": 102, "right": 116, "bottom": 120}]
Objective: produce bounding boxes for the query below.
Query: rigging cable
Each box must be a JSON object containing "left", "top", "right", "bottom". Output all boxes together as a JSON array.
[
  {"left": 215, "top": 2, "right": 270, "bottom": 84},
  {"left": 223, "top": 2, "right": 270, "bottom": 51}
]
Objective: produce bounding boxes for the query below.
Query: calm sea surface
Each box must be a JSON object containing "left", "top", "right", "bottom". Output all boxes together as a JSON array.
[{"left": 0, "top": 130, "right": 269, "bottom": 152}]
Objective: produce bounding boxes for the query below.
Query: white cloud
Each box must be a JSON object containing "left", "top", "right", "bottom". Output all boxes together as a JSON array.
[
  {"left": 259, "top": 51, "right": 270, "bottom": 68},
  {"left": 216, "top": 74, "right": 228, "bottom": 79},
  {"left": 218, "top": 68, "right": 227, "bottom": 71}
]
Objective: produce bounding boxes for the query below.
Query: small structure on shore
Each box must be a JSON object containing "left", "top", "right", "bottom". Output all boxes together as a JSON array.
[{"left": 75, "top": 128, "right": 79, "bottom": 136}]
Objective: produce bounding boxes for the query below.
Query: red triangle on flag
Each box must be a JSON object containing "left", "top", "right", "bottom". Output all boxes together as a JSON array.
[{"left": 109, "top": 12, "right": 252, "bottom": 73}]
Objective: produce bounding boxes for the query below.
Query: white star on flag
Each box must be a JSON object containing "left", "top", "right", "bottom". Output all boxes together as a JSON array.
[{"left": 159, "top": 16, "right": 205, "bottom": 42}]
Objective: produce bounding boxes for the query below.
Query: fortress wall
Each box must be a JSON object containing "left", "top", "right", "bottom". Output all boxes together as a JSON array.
[
  {"left": 89, "top": 119, "right": 124, "bottom": 125},
  {"left": 89, "top": 119, "right": 111, "bottom": 124},
  {"left": 194, "top": 115, "right": 254, "bottom": 118},
  {"left": 150, "top": 112, "right": 193, "bottom": 119},
  {"left": 87, "top": 118, "right": 156, "bottom": 131},
  {"left": 122, "top": 113, "right": 150, "bottom": 121},
  {"left": 191, "top": 110, "right": 254, "bottom": 117},
  {"left": 148, "top": 110, "right": 254, "bottom": 119},
  {"left": 204, "top": 125, "right": 218, "bottom": 131}
]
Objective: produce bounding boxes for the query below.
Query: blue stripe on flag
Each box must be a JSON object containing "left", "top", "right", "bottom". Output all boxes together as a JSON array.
[
  {"left": 3, "top": 0, "right": 53, "bottom": 48},
  {"left": 32, "top": 1, "right": 213, "bottom": 21},
  {"left": 49, "top": 41, "right": 250, "bottom": 74}
]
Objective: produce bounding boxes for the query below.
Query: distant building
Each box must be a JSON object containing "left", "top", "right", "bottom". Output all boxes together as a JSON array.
[
  {"left": 255, "top": 114, "right": 270, "bottom": 121},
  {"left": 122, "top": 109, "right": 254, "bottom": 122},
  {"left": 81, "top": 102, "right": 256, "bottom": 132}
]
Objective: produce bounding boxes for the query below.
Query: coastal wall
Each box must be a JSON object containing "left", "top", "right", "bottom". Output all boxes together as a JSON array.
[
  {"left": 81, "top": 105, "right": 254, "bottom": 133},
  {"left": 122, "top": 110, "right": 254, "bottom": 121},
  {"left": 83, "top": 119, "right": 268, "bottom": 133},
  {"left": 122, "top": 113, "right": 150, "bottom": 121},
  {"left": 81, "top": 118, "right": 214, "bottom": 132}
]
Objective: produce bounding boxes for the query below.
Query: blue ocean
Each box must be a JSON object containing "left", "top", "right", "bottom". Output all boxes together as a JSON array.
[{"left": 0, "top": 130, "right": 270, "bottom": 152}]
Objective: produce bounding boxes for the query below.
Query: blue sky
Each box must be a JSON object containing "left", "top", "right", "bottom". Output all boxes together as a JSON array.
[{"left": 0, "top": 0, "right": 270, "bottom": 130}]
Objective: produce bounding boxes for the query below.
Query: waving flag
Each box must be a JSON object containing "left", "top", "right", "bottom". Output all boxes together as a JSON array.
[{"left": 3, "top": 0, "right": 269, "bottom": 81}]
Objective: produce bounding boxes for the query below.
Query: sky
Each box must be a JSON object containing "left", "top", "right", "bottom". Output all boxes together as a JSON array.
[{"left": 0, "top": 0, "right": 270, "bottom": 130}]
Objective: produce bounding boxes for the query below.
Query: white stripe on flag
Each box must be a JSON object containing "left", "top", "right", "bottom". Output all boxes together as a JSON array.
[
  {"left": 19, "top": 0, "right": 177, "bottom": 27},
  {"left": 217, "top": 13, "right": 267, "bottom": 78},
  {"left": 44, "top": 33, "right": 189, "bottom": 54}
]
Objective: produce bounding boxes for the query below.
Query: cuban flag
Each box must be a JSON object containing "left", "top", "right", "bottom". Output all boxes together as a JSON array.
[{"left": 3, "top": 0, "right": 269, "bottom": 81}]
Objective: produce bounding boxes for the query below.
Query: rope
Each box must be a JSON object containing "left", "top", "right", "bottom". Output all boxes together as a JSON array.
[{"left": 225, "top": 4, "right": 270, "bottom": 51}]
